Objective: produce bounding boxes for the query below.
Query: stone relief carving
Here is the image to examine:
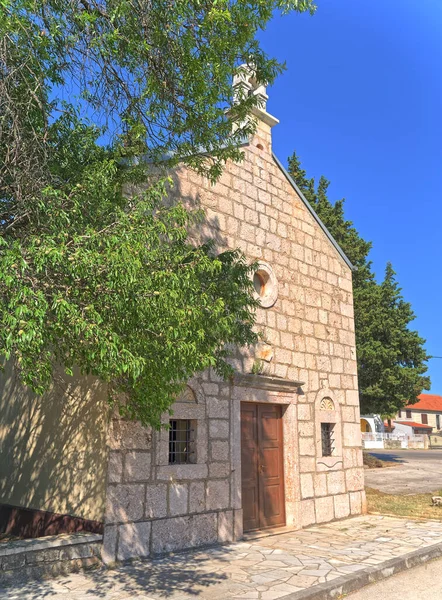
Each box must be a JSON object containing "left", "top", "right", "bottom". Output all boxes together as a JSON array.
[
  {"left": 176, "top": 385, "right": 197, "bottom": 404},
  {"left": 319, "top": 397, "right": 334, "bottom": 411}
]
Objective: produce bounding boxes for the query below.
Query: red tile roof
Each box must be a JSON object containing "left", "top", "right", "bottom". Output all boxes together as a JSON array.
[
  {"left": 405, "top": 393, "right": 442, "bottom": 412},
  {"left": 394, "top": 421, "right": 433, "bottom": 430}
]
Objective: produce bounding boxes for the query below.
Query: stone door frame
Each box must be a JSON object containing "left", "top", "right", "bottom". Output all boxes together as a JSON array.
[
  {"left": 240, "top": 401, "right": 286, "bottom": 531},
  {"left": 232, "top": 374, "right": 302, "bottom": 536}
]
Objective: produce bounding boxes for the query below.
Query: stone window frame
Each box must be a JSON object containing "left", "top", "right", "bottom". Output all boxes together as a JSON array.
[
  {"left": 314, "top": 389, "right": 343, "bottom": 472},
  {"left": 252, "top": 261, "right": 278, "bottom": 308},
  {"left": 156, "top": 378, "right": 208, "bottom": 479},
  {"left": 168, "top": 418, "right": 197, "bottom": 464}
]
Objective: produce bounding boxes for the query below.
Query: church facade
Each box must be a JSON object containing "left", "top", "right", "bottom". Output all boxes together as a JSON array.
[{"left": 102, "top": 75, "right": 366, "bottom": 563}]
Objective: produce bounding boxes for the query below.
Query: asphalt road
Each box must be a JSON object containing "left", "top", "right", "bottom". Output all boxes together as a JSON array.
[
  {"left": 348, "top": 557, "right": 442, "bottom": 599},
  {"left": 369, "top": 449, "right": 442, "bottom": 462},
  {"left": 364, "top": 448, "right": 442, "bottom": 494}
]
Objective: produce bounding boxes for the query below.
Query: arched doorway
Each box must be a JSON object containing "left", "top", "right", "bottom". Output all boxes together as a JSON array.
[{"left": 360, "top": 418, "right": 372, "bottom": 433}]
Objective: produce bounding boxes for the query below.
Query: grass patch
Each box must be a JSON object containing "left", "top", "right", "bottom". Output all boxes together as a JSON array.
[
  {"left": 366, "top": 487, "right": 442, "bottom": 520},
  {"left": 363, "top": 452, "right": 394, "bottom": 469}
]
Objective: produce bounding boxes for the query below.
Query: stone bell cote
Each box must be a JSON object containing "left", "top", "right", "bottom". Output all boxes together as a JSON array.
[{"left": 232, "top": 65, "right": 279, "bottom": 129}]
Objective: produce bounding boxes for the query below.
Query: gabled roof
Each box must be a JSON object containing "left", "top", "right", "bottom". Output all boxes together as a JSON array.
[
  {"left": 394, "top": 421, "right": 433, "bottom": 430},
  {"left": 272, "top": 153, "right": 355, "bottom": 271},
  {"left": 405, "top": 394, "right": 442, "bottom": 412}
]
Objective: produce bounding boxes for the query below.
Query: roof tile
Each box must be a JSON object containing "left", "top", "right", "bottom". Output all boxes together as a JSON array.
[{"left": 405, "top": 393, "right": 442, "bottom": 412}]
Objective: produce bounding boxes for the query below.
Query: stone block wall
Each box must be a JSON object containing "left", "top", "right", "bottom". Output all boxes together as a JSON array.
[
  {"left": 103, "top": 109, "right": 366, "bottom": 561},
  {"left": 0, "top": 533, "right": 102, "bottom": 585},
  {"left": 167, "top": 115, "right": 366, "bottom": 523},
  {"left": 103, "top": 378, "right": 241, "bottom": 564}
]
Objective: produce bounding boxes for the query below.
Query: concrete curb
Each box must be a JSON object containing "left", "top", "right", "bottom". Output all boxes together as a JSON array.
[{"left": 285, "top": 541, "right": 442, "bottom": 599}]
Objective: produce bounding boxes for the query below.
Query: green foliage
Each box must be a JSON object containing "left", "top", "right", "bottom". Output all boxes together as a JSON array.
[
  {"left": 288, "top": 152, "right": 430, "bottom": 415},
  {"left": 0, "top": 0, "right": 316, "bottom": 426},
  {"left": 1, "top": 115, "right": 259, "bottom": 428}
]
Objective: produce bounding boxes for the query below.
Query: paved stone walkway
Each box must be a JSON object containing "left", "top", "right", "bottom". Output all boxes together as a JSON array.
[{"left": 3, "top": 515, "right": 442, "bottom": 600}]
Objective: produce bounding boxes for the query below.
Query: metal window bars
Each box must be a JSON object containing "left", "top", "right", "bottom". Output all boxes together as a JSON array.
[
  {"left": 169, "top": 419, "right": 195, "bottom": 464},
  {"left": 321, "top": 422, "right": 335, "bottom": 457}
]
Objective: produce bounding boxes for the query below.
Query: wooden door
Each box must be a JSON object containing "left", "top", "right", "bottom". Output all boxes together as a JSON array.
[{"left": 241, "top": 403, "right": 285, "bottom": 532}]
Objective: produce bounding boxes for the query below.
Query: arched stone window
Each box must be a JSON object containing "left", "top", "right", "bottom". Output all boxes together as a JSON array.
[
  {"left": 315, "top": 390, "right": 343, "bottom": 471},
  {"left": 177, "top": 385, "right": 197, "bottom": 404},
  {"left": 156, "top": 379, "right": 207, "bottom": 473}
]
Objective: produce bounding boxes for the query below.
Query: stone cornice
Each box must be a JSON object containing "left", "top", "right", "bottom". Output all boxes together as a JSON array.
[{"left": 233, "top": 373, "right": 304, "bottom": 393}]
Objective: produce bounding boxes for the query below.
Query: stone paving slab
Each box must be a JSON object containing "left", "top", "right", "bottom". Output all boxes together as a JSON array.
[{"left": 2, "top": 515, "right": 442, "bottom": 600}]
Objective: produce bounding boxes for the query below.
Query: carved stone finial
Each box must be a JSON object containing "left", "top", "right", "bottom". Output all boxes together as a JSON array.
[{"left": 232, "top": 64, "right": 278, "bottom": 128}]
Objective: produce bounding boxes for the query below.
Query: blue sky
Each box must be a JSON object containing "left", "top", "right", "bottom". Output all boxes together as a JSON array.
[{"left": 259, "top": 0, "right": 442, "bottom": 394}]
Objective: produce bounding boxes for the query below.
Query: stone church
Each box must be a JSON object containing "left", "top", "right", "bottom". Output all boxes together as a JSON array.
[
  {"left": 102, "top": 73, "right": 366, "bottom": 562},
  {"left": 0, "top": 71, "right": 365, "bottom": 565}
]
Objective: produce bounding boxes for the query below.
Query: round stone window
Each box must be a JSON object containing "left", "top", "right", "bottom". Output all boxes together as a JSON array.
[{"left": 253, "top": 261, "right": 278, "bottom": 308}]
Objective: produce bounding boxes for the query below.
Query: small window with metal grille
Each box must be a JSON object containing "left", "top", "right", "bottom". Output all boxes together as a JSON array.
[
  {"left": 169, "top": 419, "right": 196, "bottom": 464},
  {"left": 321, "top": 422, "right": 335, "bottom": 457}
]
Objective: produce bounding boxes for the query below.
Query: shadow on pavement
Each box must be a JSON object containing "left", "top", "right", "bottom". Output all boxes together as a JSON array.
[
  {"left": 0, "top": 547, "right": 233, "bottom": 599},
  {"left": 368, "top": 452, "right": 406, "bottom": 464}
]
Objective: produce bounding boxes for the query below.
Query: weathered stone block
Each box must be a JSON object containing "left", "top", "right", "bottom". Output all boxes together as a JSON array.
[
  {"left": 145, "top": 484, "right": 168, "bottom": 519},
  {"left": 313, "top": 473, "right": 327, "bottom": 497},
  {"left": 345, "top": 390, "right": 360, "bottom": 406},
  {"left": 300, "top": 499, "right": 316, "bottom": 527},
  {"left": 124, "top": 451, "right": 151, "bottom": 482},
  {"left": 341, "top": 406, "right": 356, "bottom": 423},
  {"left": 169, "top": 483, "right": 189, "bottom": 516},
  {"left": 151, "top": 514, "right": 217, "bottom": 554},
  {"left": 300, "top": 473, "right": 314, "bottom": 499},
  {"left": 299, "top": 418, "right": 314, "bottom": 437},
  {"left": 209, "top": 419, "right": 230, "bottom": 439},
  {"left": 118, "top": 521, "right": 151, "bottom": 561},
  {"left": 106, "top": 484, "right": 144, "bottom": 523},
  {"left": 327, "top": 470, "right": 346, "bottom": 495},
  {"left": 110, "top": 419, "right": 152, "bottom": 450},
  {"left": 202, "top": 382, "right": 220, "bottom": 396},
  {"left": 315, "top": 496, "right": 334, "bottom": 524},
  {"left": 334, "top": 493, "right": 350, "bottom": 519},
  {"left": 349, "top": 491, "right": 362, "bottom": 515},
  {"left": 26, "top": 548, "right": 61, "bottom": 564},
  {"left": 210, "top": 440, "right": 229, "bottom": 462},
  {"left": 207, "top": 398, "right": 229, "bottom": 418},
  {"left": 60, "top": 544, "right": 95, "bottom": 561},
  {"left": 209, "top": 462, "right": 230, "bottom": 478},
  {"left": 1, "top": 553, "right": 25, "bottom": 570},
  {"left": 206, "top": 479, "right": 230, "bottom": 511},
  {"left": 299, "top": 456, "right": 316, "bottom": 473},
  {"left": 218, "top": 511, "right": 234, "bottom": 543},
  {"left": 299, "top": 437, "right": 315, "bottom": 456},
  {"left": 102, "top": 524, "right": 118, "bottom": 564},
  {"left": 189, "top": 481, "right": 206, "bottom": 513},
  {"left": 343, "top": 423, "right": 362, "bottom": 447},
  {"left": 346, "top": 468, "right": 364, "bottom": 492},
  {"left": 297, "top": 404, "right": 312, "bottom": 421},
  {"left": 108, "top": 452, "right": 123, "bottom": 484},
  {"left": 361, "top": 489, "right": 368, "bottom": 514},
  {"left": 233, "top": 508, "right": 243, "bottom": 540},
  {"left": 157, "top": 463, "right": 208, "bottom": 480}
]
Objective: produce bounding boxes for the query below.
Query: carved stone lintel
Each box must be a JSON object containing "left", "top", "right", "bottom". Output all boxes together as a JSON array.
[{"left": 233, "top": 373, "right": 304, "bottom": 393}]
